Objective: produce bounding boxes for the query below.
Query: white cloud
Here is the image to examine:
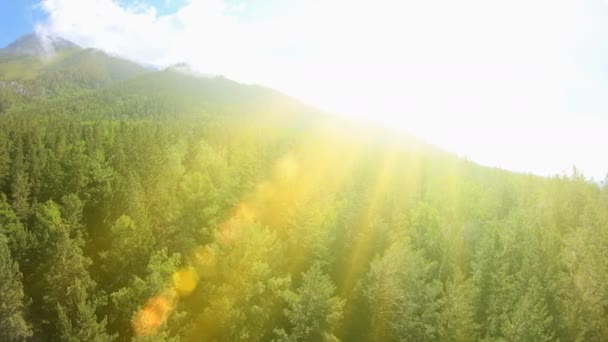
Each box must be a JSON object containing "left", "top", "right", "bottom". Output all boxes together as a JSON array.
[{"left": 37, "top": 0, "right": 608, "bottom": 179}]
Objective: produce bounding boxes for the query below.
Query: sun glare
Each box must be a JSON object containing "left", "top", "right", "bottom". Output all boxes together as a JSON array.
[{"left": 2, "top": 0, "right": 608, "bottom": 341}]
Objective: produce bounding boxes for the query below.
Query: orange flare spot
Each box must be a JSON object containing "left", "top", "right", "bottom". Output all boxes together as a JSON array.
[{"left": 132, "top": 291, "right": 176, "bottom": 336}]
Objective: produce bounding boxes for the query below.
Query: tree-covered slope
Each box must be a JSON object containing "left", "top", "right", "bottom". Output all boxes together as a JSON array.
[
  {"left": 0, "top": 34, "right": 149, "bottom": 111},
  {"left": 0, "top": 34, "right": 607, "bottom": 342}
]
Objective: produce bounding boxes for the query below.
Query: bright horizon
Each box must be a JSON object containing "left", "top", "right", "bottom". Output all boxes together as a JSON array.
[{"left": 4, "top": 0, "right": 608, "bottom": 180}]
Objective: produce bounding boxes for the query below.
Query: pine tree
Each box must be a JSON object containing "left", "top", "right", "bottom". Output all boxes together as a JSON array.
[
  {"left": 274, "top": 264, "right": 345, "bottom": 342},
  {"left": 29, "top": 201, "right": 113, "bottom": 340},
  {"left": 0, "top": 232, "right": 32, "bottom": 341},
  {"left": 363, "top": 241, "right": 442, "bottom": 341}
]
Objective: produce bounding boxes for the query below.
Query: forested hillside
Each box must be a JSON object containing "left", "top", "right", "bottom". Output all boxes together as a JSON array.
[{"left": 0, "top": 34, "right": 607, "bottom": 342}]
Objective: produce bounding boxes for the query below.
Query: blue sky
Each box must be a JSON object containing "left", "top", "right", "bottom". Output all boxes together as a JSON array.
[
  {"left": 3, "top": 0, "right": 608, "bottom": 180},
  {"left": 0, "top": 0, "right": 45, "bottom": 46},
  {"left": 0, "top": 0, "right": 225, "bottom": 45},
  {"left": 2, "top": 1, "right": 289, "bottom": 48}
]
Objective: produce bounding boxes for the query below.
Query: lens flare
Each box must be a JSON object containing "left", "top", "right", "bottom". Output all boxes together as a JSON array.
[
  {"left": 173, "top": 267, "right": 199, "bottom": 297},
  {"left": 132, "top": 291, "right": 176, "bottom": 337},
  {"left": 133, "top": 147, "right": 364, "bottom": 338}
]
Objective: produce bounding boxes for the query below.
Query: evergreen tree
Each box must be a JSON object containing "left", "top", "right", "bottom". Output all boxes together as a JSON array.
[
  {"left": 274, "top": 264, "right": 344, "bottom": 342},
  {"left": 363, "top": 241, "right": 442, "bottom": 341},
  {"left": 29, "top": 201, "right": 113, "bottom": 340},
  {"left": 0, "top": 232, "right": 32, "bottom": 341}
]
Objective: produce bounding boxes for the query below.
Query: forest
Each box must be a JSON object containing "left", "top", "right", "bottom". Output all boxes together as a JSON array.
[{"left": 1, "top": 35, "right": 608, "bottom": 341}]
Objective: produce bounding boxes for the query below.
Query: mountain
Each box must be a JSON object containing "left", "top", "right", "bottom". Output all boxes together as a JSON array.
[
  {"left": 0, "top": 32, "right": 606, "bottom": 342},
  {"left": 0, "top": 33, "right": 79, "bottom": 58},
  {"left": 0, "top": 34, "right": 150, "bottom": 109},
  {"left": 0, "top": 33, "right": 324, "bottom": 129}
]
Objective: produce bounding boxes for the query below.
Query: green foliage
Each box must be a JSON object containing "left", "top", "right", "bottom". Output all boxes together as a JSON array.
[
  {"left": 439, "top": 271, "right": 476, "bottom": 342},
  {"left": 192, "top": 224, "right": 290, "bottom": 341},
  {"left": 109, "top": 248, "right": 181, "bottom": 339},
  {"left": 0, "top": 36, "right": 606, "bottom": 341},
  {"left": 101, "top": 214, "right": 155, "bottom": 288},
  {"left": 0, "top": 232, "right": 32, "bottom": 341},
  {"left": 363, "top": 241, "right": 442, "bottom": 341},
  {"left": 274, "top": 264, "right": 344, "bottom": 342},
  {"left": 0, "top": 194, "right": 30, "bottom": 262},
  {"left": 28, "top": 200, "right": 113, "bottom": 341}
]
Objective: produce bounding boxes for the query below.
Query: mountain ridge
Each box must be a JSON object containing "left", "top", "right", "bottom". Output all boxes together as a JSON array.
[
  {"left": 0, "top": 33, "right": 79, "bottom": 58},
  {"left": 0, "top": 33, "right": 465, "bottom": 162}
]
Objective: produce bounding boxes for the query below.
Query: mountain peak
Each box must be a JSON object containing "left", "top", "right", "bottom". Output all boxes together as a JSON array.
[{"left": 1, "top": 33, "right": 79, "bottom": 57}]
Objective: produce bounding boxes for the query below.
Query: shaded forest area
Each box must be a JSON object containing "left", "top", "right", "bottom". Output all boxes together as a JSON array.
[{"left": 1, "top": 38, "right": 608, "bottom": 342}]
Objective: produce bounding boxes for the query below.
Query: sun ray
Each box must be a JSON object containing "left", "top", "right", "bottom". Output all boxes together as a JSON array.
[
  {"left": 132, "top": 131, "right": 363, "bottom": 338},
  {"left": 338, "top": 140, "right": 401, "bottom": 298}
]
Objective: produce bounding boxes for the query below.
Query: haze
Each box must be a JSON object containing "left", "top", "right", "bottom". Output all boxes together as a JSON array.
[{"left": 29, "top": 0, "right": 608, "bottom": 180}]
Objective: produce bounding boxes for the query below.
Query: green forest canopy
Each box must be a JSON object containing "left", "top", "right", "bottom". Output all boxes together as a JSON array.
[{"left": 0, "top": 35, "right": 607, "bottom": 341}]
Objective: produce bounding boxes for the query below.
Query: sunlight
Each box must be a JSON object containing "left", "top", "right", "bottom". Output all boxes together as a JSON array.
[
  {"left": 3, "top": 1, "right": 608, "bottom": 340},
  {"left": 132, "top": 132, "right": 368, "bottom": 338},
  {"left": 338, "top": 142, "right": 400, "bottom": 298},
  {"left": 35, "top": 0, "right": 608, "bottom": 178}
]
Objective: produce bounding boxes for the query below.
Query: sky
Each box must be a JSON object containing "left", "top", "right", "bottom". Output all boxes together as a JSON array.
[{"left": 2, "top": 0, "right": 608, "bottom": 180}]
